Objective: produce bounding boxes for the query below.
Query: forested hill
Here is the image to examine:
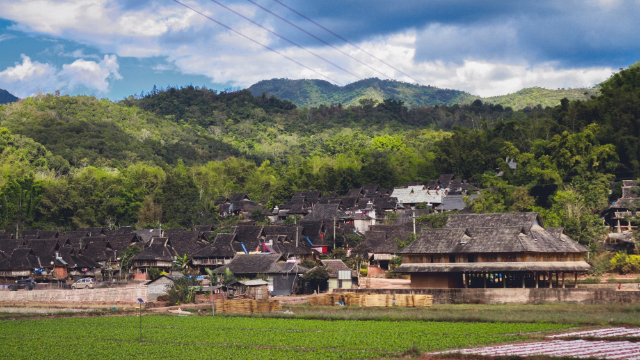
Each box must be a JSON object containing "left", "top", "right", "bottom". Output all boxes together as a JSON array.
[
  {"left": 0, "top": 89, "right": 18, "bottom": 104},
  {"left": 248, "top": 78, "right": 476, "bottom": 108},
  {"left": 482, "top": 87, "right": 598, "bottom": 110},
  {"left": 0, "top": 64, "right": 640, "bottom": 235},
  {"left": 248, "top": 78, "right": 600, "bottom": 110}
]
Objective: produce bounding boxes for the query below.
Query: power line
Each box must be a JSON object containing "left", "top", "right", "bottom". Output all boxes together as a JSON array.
[
  {"left": 271, "top": 0, "right": 424, "bottom": 85},
  {"left": 207, "top": 0, "right": 362, "bottom": 81},
  {"left": 171, "top": 0, "right": 342, "bottom": 85},
  {"left": 245, "top": 0, "right": 394, "bottom": 81}
]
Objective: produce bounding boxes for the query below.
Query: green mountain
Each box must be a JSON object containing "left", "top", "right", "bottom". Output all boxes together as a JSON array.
[
  {"left": 0, "top": 89, "right": 18, "bottom": 104},
  {"left": 482, "top": 87, "right": 599, "bottom": 110},
  {"left": 248, "top": 78, "right": 476, "bottom": 108}
]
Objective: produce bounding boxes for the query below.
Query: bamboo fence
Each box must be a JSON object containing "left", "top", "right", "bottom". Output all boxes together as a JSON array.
[{"left": 214, "top": 299, "right": 282, "bottom": 314}]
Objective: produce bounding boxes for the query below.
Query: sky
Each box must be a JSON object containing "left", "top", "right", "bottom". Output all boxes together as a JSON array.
[{"left": 0, "top": 0, "right": 638, "bottom": 100}]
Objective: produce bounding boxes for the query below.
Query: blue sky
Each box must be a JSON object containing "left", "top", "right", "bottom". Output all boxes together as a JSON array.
[{"left": 0, "top": 0, "right": 638, "bottom": 100}]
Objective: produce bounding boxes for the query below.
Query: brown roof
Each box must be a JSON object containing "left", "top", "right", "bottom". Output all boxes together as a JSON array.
[
  {"left": 394, "top": 261, "right": 592, "bottom": 273},
  {"left": 400, "top": 225, "right": 588, "bottom": 255},
  {"left": 132, "top": 238, "right": 176, "bottom": 261},
  {"left": 320, "top": 259, "right": 357, "bottom": 278}
]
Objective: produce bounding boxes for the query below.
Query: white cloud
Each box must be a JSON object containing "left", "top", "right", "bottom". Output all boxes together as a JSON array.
[
  {"left": 0, "top": 0, "right": 619, "bottom": 97},
  {"left": 0, "top": 54, "right": 121, "bottom": 98},
  {"left": 0, "top": 34, "right": 16, "bottom": 42}
]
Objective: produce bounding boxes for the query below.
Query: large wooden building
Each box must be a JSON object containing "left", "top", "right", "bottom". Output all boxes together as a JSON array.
[{"left": 393, "top": 213, "right": 591, "bottom": 288}]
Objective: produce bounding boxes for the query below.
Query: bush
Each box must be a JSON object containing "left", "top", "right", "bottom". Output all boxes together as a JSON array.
[
  {"left": 610, "top": 252, "right": 640, "bottom": 274},
  {"left": 582, "top": 277, "right": 601, "bottom": 284},
  {"left": 360, "top": 269, "right": 368, "bottom": 277},
  {"left": 588, "top": 252, "right": 614, "bottom": 275},
  {"left": 166, "top": 277, "right": 202, "bottom": 305}
]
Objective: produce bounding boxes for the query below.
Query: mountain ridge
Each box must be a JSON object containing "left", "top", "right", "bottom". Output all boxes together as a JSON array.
[
  {"left": 0, "top": 89, "right": 18, "bottom": 104},
  {"left": 248, "top": 78, "right": 598, "bottom": 110}
]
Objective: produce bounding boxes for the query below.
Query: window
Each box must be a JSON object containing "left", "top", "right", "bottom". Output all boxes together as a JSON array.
[
  {"left": 467, "top": 255, "right": 475, "bottom": 263},
  {"left": 484, "top": 255, "right": 497, "bottom": 262},
  {"left": 449, "top": 255, "right": 456, "bottom": 263},
  {"left": 338, "top": 280, "right": 343, "bottom": 288},
  {"left": 430, "top": 255, "right": 437, "bottom": 263}
]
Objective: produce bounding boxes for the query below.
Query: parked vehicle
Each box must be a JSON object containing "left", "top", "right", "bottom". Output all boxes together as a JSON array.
[
  {"left": 8, "top": 279, "right": 36, "bottom": 291},
  {"left": 71, "top": 278, "right": 95, "bottom": 289}
]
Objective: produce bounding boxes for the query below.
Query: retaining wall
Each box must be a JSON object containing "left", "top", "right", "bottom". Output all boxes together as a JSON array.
[
  {"left": 0, "top": 286, "right": 148, "bottom": 305},
  {"left": 334, "top": 288, "right": 640, "bottom": 304}
]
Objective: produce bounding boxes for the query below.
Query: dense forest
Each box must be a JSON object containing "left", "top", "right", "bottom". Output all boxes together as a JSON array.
[{"left": 0, "top": 64, "right": 639, "bottom": 251}]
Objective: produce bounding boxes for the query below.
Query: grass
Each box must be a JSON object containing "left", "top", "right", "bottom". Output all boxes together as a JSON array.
[{"left": 235, "top": 303, "right": 640, "bottom": 326}]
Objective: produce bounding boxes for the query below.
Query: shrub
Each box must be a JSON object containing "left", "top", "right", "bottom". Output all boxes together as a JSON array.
[
  {"left": 360, "top": 268, "right": 368, "bottom": 277},
  {"left": 582, "top": 277, "right": 601, "bottom": 284},
  {"left": 610, "top": 252, "right": 640, "bottom": 274}
]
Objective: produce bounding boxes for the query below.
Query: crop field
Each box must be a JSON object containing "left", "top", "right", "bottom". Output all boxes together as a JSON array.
[{"left": 0, "top": 315, "right": 572, "bottom": 359}]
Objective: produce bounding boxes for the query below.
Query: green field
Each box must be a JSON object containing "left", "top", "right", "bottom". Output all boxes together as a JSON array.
[{"left": 0, "top": 315, "right": 571, "bottom": 359}]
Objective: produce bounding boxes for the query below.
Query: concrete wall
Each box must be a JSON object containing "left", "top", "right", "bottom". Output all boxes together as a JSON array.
[
  {"left": 147, "top": 278, "right": 173, "bottom": 301},
  {"left": 0, "top": 286, "right": 148, "bottom": 305},
  {"left": 334, "top": 288, "right": 640, "bottom": 304},
  {"left": 328, "top": 278, "right": 353, "bottom": 292}
]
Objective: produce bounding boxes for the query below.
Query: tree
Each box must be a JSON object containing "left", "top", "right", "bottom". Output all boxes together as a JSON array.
[
  {"left": 119, "top": 245, "right": 142, "bottom": 278},
  {"left": 302, "top": 266, "right": 330, "bottom": 294},
  {"left": 205, "top": 268, "right": 219, "bottom": 316}
]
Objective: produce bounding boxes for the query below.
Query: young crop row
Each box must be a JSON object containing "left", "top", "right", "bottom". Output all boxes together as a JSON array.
[{"left": 0, "top": 316, "right": 571, "bottom": 359}]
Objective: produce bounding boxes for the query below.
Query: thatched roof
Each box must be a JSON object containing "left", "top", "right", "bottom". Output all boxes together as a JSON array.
[{"left": 394, "top": 261, "right": 592, "bottom": 273}]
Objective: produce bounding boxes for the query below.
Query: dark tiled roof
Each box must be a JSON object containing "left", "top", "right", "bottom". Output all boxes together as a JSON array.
[
  {"left": 105, "top": 227, "right": 135, "bottom": 236},
  {"left": 441, "top": 194, "right": 479, "bottom": 211},
  {"left": 132, "top": 238, "right": 176, "bottom": 261},
  {"left": 104, "top": 234, "right": 139, "bottom": 252},
  {"left": 303, "top": 204, "right": 348, "bottom": 221},
  {"left": 320, "top": 259, "right": 357, "bottom": 278},
  {"left": 218, "top": 253, "right": 283, "bottom": 274},
  {"left": 232, "top": 225, "right": 264, "bottom": 252},
  {"left": 192, "top": 233, "right": 236, "bottom": 258},
  {"left": 0, "top": 248, "right": 41, "bottom": 270},
  {"left": 445, "top": 213, "right": 542, "bottom": 230},
  {"left": 76, "top": 227, "right": 105, "bottom": 236},
  {"left": 400, "top": 226, "right": 588, "bottom": 254},
  {"left": 135, "top": 229, "right": 162, "bottom": 243}
]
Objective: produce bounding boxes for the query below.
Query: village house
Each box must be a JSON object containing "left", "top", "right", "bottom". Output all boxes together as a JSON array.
[
  {"left": 320, "top": 259, "right": 358, "bottom": 291},
  {"left": 131, "top": 238, "right": 177, "bottom": 277},
  {"left": 215, "top": 253, "right": 308, "bottom": 296},
  {"left": 393, "top": 213, "right": 591, "bottom": 289}
]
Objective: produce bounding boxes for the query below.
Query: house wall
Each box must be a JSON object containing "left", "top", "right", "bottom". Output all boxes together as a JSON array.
[
  {"left": 147, "top": 278, "right": 174, "bottom": 301},
  {"left": 353, "top": 219, "right": 370, "bottom": 233},
  {"left": 410, "top": 273, "right": 463, "bottom": 288},
  {"left": 0, "top": 285, "right": 148, "bottom": 304},
  {"left": 53, "top": 266, "right": 67, "bottom": 279},
  {"left": 328, "top": 278, "right": 353, "bottom": 292},
  {"left": 402, "top": 253, "right": 580, "bottom": 264}
]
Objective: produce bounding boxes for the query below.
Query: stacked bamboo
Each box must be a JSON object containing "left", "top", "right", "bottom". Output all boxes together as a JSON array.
[
  {"left": 307, "top": 293, "right": 433, "bottom": 307},
  {"left": 214, "top": 299, "right": 282, "bottom": 314}
]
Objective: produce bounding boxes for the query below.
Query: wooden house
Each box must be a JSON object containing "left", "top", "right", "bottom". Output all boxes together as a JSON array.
[
  {"left": 131, "top": 238, "right": 177, "bottom": 275},
  {"left": 320, "top": 259, "right": 358, "bottom": 291},
  {"left": 191, "top": 233, "right": 236, "bottom": 272},
  {"left": 393, "top": 213, "right": 591, "bottom": 288},
  {"left": 216, "top": 254, "right": 308, "bottom": 296}
]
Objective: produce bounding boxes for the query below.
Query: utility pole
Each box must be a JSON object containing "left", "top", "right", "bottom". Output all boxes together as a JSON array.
[
  {"left": 412, "top": 211, "right": 416, "bottom": 235},
  {"left": 333, "top": 217, "right": 336, "bottom": 250},
  {"left": 295, "top": 215, "right": 299, "bottom": 248}
]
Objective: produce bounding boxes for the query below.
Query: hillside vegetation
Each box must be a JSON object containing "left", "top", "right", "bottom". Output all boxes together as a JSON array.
[
  {"left": 483, "top": 87, "right": 599, "bottom": 110},
  {"left": 0, "top": 64, "right": 639, "bottom": 249}
]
